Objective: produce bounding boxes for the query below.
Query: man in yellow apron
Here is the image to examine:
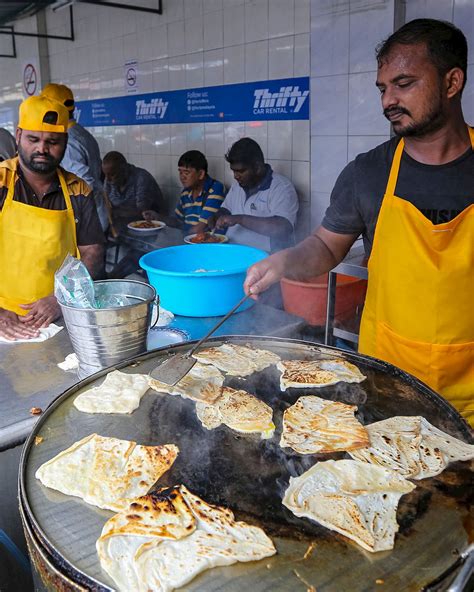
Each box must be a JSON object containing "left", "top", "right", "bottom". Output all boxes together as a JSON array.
[
  {"left": 244, "top": 19, "right": 473, "bottom": 425},
  {"left": 0, "top": 95, "right": 105, "bottom": 341}
]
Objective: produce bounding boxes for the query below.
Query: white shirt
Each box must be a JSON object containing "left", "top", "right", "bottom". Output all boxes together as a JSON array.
[{"left": 222, "top": 170, "right": 299, "bottom": 252}]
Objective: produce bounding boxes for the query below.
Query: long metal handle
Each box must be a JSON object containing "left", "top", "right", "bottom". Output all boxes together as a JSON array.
[{"left": 187, "top": 293, "right": 251, "bottom": 357}]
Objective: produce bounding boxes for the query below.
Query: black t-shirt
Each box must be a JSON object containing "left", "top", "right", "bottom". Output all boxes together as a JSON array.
[{"left": 322, "top": 136, "right": 474, "bottom": 256}]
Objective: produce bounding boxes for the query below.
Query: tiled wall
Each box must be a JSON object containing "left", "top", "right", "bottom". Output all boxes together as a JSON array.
[
  {"left": 310, "top": 0, "right": 474, "bottom": 229},
  {"left": 0, "top": 0, "right": 311, "bottom": 238}
]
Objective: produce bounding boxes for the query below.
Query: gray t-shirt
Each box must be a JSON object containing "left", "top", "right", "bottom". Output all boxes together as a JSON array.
[{"left": 322, "top": 136, "right": 474, "bottom": 256}]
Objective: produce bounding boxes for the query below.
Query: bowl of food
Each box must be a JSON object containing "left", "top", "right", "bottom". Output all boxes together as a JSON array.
[
  {"left": 184, "top": 232, "right": 228, "bottom": 244},
  {"left": 139, "top": 244, "right": 267, "bottom": 316},
  {"left": 127, "top": 220, "right": 166, "bottom": 233}
]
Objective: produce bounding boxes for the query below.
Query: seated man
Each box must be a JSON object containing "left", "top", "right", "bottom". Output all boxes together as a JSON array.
[
  {"left": 0, "top": 96, "right": 104, "bottom": 340},
  {"left": 212, "top": 138, "right": 299, "bottom": 253},
  {"left": 102, "top": 151, "right": 164, "bottom": 231},
  {"left": 0, "top": 127, "right": 16, "bottom": 161},
  {"left": 144, "top": 150, "right": 225, "bottom": 234}
]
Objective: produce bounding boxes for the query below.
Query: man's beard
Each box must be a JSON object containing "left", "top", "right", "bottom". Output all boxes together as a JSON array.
[
  {"left": 18, "top": 145, "right": 62, "bottom": 174},
  {"left": 384, "top": 90, "right": 446, "bottom": 138}
]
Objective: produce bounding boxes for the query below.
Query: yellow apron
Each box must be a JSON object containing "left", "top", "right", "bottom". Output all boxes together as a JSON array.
[
  {"left": 0, "top": 158, "right": 79, "bottom": 316},
  {"left": 359, "top": 128, "right": 474, "bottom": 425}
]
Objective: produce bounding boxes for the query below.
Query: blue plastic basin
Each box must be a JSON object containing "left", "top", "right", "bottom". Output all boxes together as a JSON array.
[{"left": 139, "top": 244, "right": 267, "bottom": 317}]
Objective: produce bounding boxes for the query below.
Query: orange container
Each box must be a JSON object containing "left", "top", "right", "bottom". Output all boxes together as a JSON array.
[{"left": 280, "top": 273, "right": 367, "bottom": 326}]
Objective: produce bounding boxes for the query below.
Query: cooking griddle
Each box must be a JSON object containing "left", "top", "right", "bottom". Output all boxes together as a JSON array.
[{"left": 20, "top": 336, "right": 473, "bottom": 592}]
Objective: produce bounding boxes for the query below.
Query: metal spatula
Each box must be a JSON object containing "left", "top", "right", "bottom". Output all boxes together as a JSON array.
[{"left": 149, "top": 293, "right": 251, "bottom": 386}]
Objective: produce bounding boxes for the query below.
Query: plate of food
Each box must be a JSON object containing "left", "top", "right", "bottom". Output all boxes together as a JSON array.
[
  {"left": 127, "top": 220, "right": 166, "bottom": 232},
  {"left": 184, "top": 231, "right": 228, "bottom": 244}
]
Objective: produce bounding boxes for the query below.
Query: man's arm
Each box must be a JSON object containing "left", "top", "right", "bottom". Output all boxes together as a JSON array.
[
  {"left": 79, "top": 244, "right": 105, "bottom": 279},
  {"left": 137, "top": 171, "right": 164, "bottom": 213},
  {"left": 244, "top": 226, "right": 358, "bottom": 296}
]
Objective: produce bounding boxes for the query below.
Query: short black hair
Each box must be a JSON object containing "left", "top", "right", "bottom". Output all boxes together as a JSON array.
[
  {"left": 103, "top": 151, "right": 127, "bottom": 166},
  {"left": 178, "top": 150, "right": 208, "bottom": 173},
  {"left": 225, "top": 137, "right": 264, "bottom": 167},
  {"left": 376, "top": 19, "right": 468, "bottom": 92}
]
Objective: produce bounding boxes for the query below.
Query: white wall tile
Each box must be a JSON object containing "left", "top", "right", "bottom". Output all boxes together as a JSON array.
[
  {"left": 347, "top": 135, "right": 390, "bottom": 162},
  {"left": 267, "top": 120, "right": 292, "bottom": 160},
  {"left": 269, "top": 0, "right": 295, "bottom": 38},
  {"left": 245, "top": 40, "right": 268, "bottom": 81},
  {"left": 168, "top": 20, "right": 185, "bottom": 57},
  {"left": 148, "top": 25, "right": 169, "bottom": 61},
  {"left": 405, "top": 0, "right": 454, "bottom": 22},
  {"left": 294, "top": 33, "right": 310, "bottom": 77},
  {"left": 462, "top": 63, "right": 474, "bottom": 123},
  {"left": 205, "top": 122, "right": 225, "bottom": 157},
  {"left": 223, "top": 44, "right": 245, "bottom": 83},
  {"left": 204, "top": 0, "right": 223, "bottom": 13},
  {"left": 295, "top": 0, "right": 310, "bottom": 34},
  {"left": 165, "top": 0, "right": 185, "bottom": 24},
  {"left": 185, "top": 52, "right": 204, "bottom": 87},
  {"left": 204, "top": 49, "right": 224, "bottom": 86},
  {"left": 123, "top": 33, "right": 139, "bottom": 63},
  {"left": 152, "top": 59, "right": 170, "bottom": 91},
  {"left": 311, "top": 9, "right": 349, "bottom": 77},
  {"left": 168, "top": 56, "right": 186, "bottom": 89},
  {"left": 244, "top": 121, "right": 268, "bottom": 156},
  {"left": 291, "top": 160, "right": 310, "bottom": 202},
  {"left": 203, "top": 10, "right": 224, "bottom": 50},
  {"left": 311, "top": 135, "right": 348, "bottom": 193},
  {"left": 349, "top": 0, "right": 394, "bottom": 73},
  {"left": 137, "top": 61, "right": 153, "bottom": 94},
  {"left": 267, "top": 159, "right": 292, "bottom": 178},
  {"left": 127, "top": 125, "right": 142, "bottom": 155},
  {"left": 185, "top": 16, "right": 204, "bottom": 54},
  {"left": 206, "top": 156, "right": 226, "bottom": 186},
  {"left": 348, "top": 71, "right": 388, "bottom": 135},
  {"left": 155, "top": 154, "right": 172, "bottom": 188},
  {"left": 311, "top": 75, "right": 348, "bottom": 136},
  {"left": 245, "top": 0, "right": 269, "bottom": 43},
  {"left": 269, "top": 36, "right": 294, "bottom": 79},
  {"left": 295, "top": 202, "right": 311, "bottom": 240},
  {"left": 292, "top": 120, "right": 310, "bottom": 161},
  {"left": 153, "top": 124, "right": 172, "bottom": 155},
  {"left": 170, "top": 123, "right": 187, "bottom": 156},
  {"left": 223, "top": 5, "right": 245, "bottom": 46},
  {"left": 185, "top": 0, "right": 203, "bottom": 19},
  {"left": 187, "top": 122, "right": 206, "bottom": 152},
  {"left": 310, "top": 190, "right": 331, "bottom": 230},
  {"left": 223, "top": 0, "right": 245, "bottom": 7},
  {"left": 454, "top": 0, "right": 474, "bottom": 57}
]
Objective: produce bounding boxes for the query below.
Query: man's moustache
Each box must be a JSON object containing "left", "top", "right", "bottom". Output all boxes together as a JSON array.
[{"left": 383, "top": 107, "right": 410, "bottom": 119}]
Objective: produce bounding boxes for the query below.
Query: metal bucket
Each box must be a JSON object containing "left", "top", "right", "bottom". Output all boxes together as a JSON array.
[{"left": 59, "top": 279, "right": 157, "bottom": 371}]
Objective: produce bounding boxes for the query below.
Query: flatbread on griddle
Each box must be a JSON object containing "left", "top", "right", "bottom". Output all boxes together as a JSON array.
[
  {"left": 283, "top": 459, "right": 415, "bottom": 553},
  {"left": 149, "top": 362, "right": 224, "bottom": 404},
  {"left": 277, "top": 359, "right": 366, "bottom": 391},
  {"left": 196, "top": 387, "right": 275, "bottom": 439},
  {"left": 349, "top": 416, "right": 474, "bottom": 479},
  {"left": 97, "top": 484, "right": 276, "bottom": 592},
  {"left": 193, "top": 343, "right": 280, "bottom": 376},
  {"left": 35, "top": 434, "right": 178, "bottom": 511},
  {"left": 280, "top": 395, "right": 369, "bottom": 454},
  {"left": 74, "top": 370, "right": 150, "bottom": 414}
]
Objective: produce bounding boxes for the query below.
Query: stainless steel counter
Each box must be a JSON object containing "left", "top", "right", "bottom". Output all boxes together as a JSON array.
[{"left": 0, "top": 303, "right": 305, "bottom": 451}]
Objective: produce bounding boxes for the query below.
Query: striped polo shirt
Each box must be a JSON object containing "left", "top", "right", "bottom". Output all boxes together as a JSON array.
[{"left": 175, "top": 175, "right": 225, "bottom": 232}]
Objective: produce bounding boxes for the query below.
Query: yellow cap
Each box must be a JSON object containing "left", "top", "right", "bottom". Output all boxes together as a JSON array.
[
  {"left": 41, "top": 83, "right": 75, "bottom": 114},
  {"left": 18, "top": 95, "right": 69, "bottom": 134}
]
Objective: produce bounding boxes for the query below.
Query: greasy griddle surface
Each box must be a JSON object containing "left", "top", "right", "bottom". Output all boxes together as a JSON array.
[{"left": 21, "top": 337, "right": 473, "bottom": 592}]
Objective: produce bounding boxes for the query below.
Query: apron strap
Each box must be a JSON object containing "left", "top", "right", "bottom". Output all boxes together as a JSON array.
[{"left": 385, "top": 139, "right": 404, "bottom": 197}]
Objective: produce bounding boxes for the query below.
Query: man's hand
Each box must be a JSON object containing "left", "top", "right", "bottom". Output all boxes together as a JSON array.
[
  {"left": 0, "top": 308, "right": 40, "bottom": 340},
  {"left": 215, "top": 214, "right": 241, "bottom": 229},
  {"left": 244, "top": 250, "right": 289, "bottom": 298},
  {"left": 19, "top": 296, "right": 60, "bottom": 329}
]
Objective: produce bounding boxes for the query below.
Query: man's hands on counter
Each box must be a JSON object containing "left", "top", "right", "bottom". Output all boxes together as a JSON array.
[
  {"left": 0, "top": 308, "right": 40, "bottom": 340},
  {"left": 19, "top": 295, "right": 61, "bottom": 329}
]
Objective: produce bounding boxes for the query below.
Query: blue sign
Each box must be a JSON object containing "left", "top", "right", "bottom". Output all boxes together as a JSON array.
[{"left": 74, "top": 77, "right": 309, "bottom": 127}]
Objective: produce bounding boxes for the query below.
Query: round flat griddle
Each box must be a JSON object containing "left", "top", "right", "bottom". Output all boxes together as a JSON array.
[{"left": 20, "top": 336, "right": 473, "bottom": 592}]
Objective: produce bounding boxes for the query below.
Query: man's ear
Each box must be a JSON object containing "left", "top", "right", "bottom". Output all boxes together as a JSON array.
[
  {"left": 15, "top": 128, "right": 21, "bottom": 144},
  {"left": 445, "top": 67, "right": 464, "bottom": 99},
  {"left": 198, "top": 169, "right": 206, "bottom": 181}
]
